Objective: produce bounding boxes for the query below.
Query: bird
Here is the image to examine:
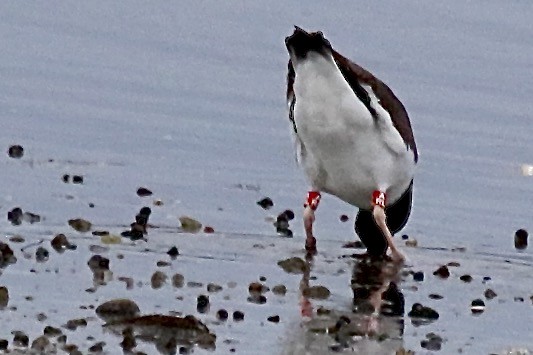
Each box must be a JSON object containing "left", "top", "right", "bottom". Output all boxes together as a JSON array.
[{"left": 284, "top": 26, "right": 418, "bottom": 262}]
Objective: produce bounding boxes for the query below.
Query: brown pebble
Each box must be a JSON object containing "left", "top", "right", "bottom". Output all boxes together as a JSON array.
[
  {"left": 433, "top": 265, "right": 450, "bottom": 279},
  {"left": 51, "top": 234, "right": 73, "bottom": 252},
  {"left": 8, "top": 235, "right": 25, "bottom": 243},
  {"left": 87, "top": 255, "right": 110, "bottom": 271},
  {"left": 203, "top": 226, "right": 215, "bottom": 234},
  {"left": 136, "top": 187, "right": 153, "bottom": 197},
  {"left": 88, "top": 341, "right": 105, "bottom": 353},
  {"left": 447, "top": 261, "right": 461, "bottom": 267},
  {"left": 12, "top": 331, "right": 29, "bottom": 347},
  {"left": 118, "top": 277, "right": 134, "bottom": 290},
  {"left": 207, "top": 283, "right": 223, "bottom": 293},
  {"left": 96, "top": 299, "right": 140, "bottom": 322},
  {"left": 65, "top": 318, "right": 87, "bottom": 331},
  {"left": 187, "top": 281, "right": 203, "bottom": 288},
  {"left": 172, "top": 274, "right": 185, "bottom": 288},
  {"left": 31, "top": 335, "right": 51, "bottom": 352},
  {"left": 0, "top": 287, "right": 9, "bottom": 308},
  {"left": 302, "top": 286, "right": 330, "bottom": 300},
  {"left": 151, "top": 271, "right": 167, "bottom": 289},
  {"left": 8, "top": 145, "right": 24, "bottom": 159},
  {"left": 515, "top": 229, "right": 528, "bottom": 250},
  {"left": 339, "top": 214, "right": 349, "bottom": 222},
  {"left": 248, "top": 282, "right": 268, "bottom": 295},
  {"left": 277, "top": 257, "right": 308, "bottom": 274},
  {"left": 272, "top": 284, "right": 287, "bottom": 296},
  {"left": 43, "top": 325, "right": 63, "bottom": 337},
  {"left": 267, "top": 315, "right": 280, "bottom": 323},
  {"left": 68, "top": 218, "right": 92, "bottom": 233}
]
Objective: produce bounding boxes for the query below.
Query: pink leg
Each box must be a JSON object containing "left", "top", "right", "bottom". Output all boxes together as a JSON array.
[
  {"left": 303, "top": 191, "right": 321, "bottom": 252},
  {"left": 371, "top": 191, "right": 405, "bottom": 262}
]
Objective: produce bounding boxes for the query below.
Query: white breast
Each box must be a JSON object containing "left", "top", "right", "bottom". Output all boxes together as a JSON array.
[{"left": 292, "top": 53, "right": 415, "bottom": 209}]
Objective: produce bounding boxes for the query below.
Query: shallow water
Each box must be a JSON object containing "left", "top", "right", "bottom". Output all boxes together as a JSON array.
[{"left": 1, "top": 1, "right": 532, "bottom": 354}]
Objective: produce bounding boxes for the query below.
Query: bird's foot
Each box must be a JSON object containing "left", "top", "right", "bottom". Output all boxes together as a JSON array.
[{"left": 305, "top": 236, "right": 317, "bottom": 254}]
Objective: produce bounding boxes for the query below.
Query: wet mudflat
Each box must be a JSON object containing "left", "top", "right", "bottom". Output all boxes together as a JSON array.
[{"left": 1, "top": 2, "right": 533, "bottom": 354}]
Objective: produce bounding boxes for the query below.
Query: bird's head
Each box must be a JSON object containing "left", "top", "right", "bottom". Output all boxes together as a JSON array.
[{"left": 285, "top": 26, "right": 333, "bottom": 63}]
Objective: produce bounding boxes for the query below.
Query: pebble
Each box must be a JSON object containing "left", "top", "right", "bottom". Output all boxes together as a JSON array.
[
  {"left": 167, "top": 246, "right": 179, "bottom": 258},
  {"left": 459, "top": 274, "right": 473, "bottom": 283},
  {"left": 197, "top": 295, "right": 210, "bottom": 313},
  {"left": 207, "top": 283, "right": 223, "bottom": 293},
  {"left": 151, "top": 271, "right": 167, "bottom": 289},
  {"left": 447, "top": 261, "right": 461, "bottom": 267},
  {"left": 8, "top": 145, "right": 24, "bottom": 158},
  {"left": 22, "top": 212, "right": 41, "bottom": 224},
  {"left": 421, "top": 333, "right": 443, "bottom": 351},
  {"left": 233, "top": 310, "right": 245, "bottom": 321},
  {"left": 413, "top": 271, "right": 424, "bottom": 282},
  {"left": 282, "top": 209, "right": 295, "bottom": 220},
  {"left": 216, "top": 309, "right": 229, "bottom": 321},
  {"left": 203, "top": 226, "right": 215, "bottom": 234},
  {"left": 51, "top": 234, "right": 75, "bottom": 252},
  {"left": 12, "top": 331, "right": 29, "bottom": 347},
  {"left": 117, "top": 276, "right": 134, "bottom": 290},
  {"left": 35, "top": 247, "right": 49, "bottom": 263},
  {"left": 156, "top": 260, "right": 171, "bottom": 267},
  {"left": 179, "top": 216, "right": 202, "bottom": 233},
  {"left": 408, "top": 303, "right": 439, "bottom": 320},
  {"left": 43, "top": 326, "right": 63, "bottom": 337},
  {"left": 96, "top": 299, "right": 140, "bottom": 322},
  {"left": 267, "top": 315, "right": 280, "bottom": 323},
  {"left": 87, "top": 255, "right": 110, "bottom": 271},
  {"left": 65, "top": 318, "right": 87, "bottom": 331},
  {"left": 7, "top": 207, "right": 23, "bottom": 225},
  {"left": 0, "top": 287, "right": 9, "bottom": 308},
  {"left": 72, "top": 175, "right": 84, "bottom": 184},
  {"left": 0, "top": 339, "right": 7, "bottom": 351},
  {"left": 256, "top": 197, "right": 273, "bottom": 210},
  {"left": 0, "top": 243, "right": 17, "bottom": 267},
  {"left": 514, "top": 229, "right": 528, "bottom": 250},
  {"left": 339, "top": 214, "right": 349, "bottom": 222},
  {"left": 172, "top": 274, "right": 185, "bottom": 288},
  {"left": 277, "top": 257, "right": 308, "bottom": 274},
  {"left": 433, "top": 265, "right": 450, "bottom": 279},
  {"left": 136, "top": 187, "right": 153, "bottom": 197},
  {"left": 428, "top": 293, "right": 444, "bottom": 300},
  {"left": 247, "top": 295, "right": 267, "bottom": 304},
  {"left": 30, "top": 336, "right": 51, "bottom": 352},
  {"left": 88, "top": 341, "right": 105, "bottom": 353},
  {"left": 248, "top": 282, "right": 268, "bottom": 295},
  {"left": 68, "top": 218, "right": 92, "bottom": 233},
  {"left": 8, "top": 235, "right": 25, "bottom": 243},
  {"left": 471, "top": 299, "right": 485, "bottom": 314},
  {"left": 405, "top": 239, "right": 418, "bottom": 247},
  {"left": 302, "top": 286, "right": 331, "bottom": 300}
]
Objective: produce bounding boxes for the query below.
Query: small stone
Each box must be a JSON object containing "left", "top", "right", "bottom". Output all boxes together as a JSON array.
[
  {"left": 447, "top": 261, "right": 461, "bottom": 267},
  {"left": 172, "top": 274, "right": 185, "bottom": 288},
  {"left": 233, "top": 310, "right": 245, "bottom": 321},
  {"left": 120, "top": 328, "right": 136, "bottom": 352},
  {"left": 153, "top": 199, "right": 164, "bottom": 206},
  {"left": 136, "top": 187, "right": 153, "bottom": 197},
  {"left": 31, "top": 336, "right": 51, "bottom": 352},
  {"left": 22, "top": 211, "right": 41, "bottom": 224},
  {"left": 35, "top": 247, "right": 49, "bottom": 262},
  {"left": 203, "top": 226, "right": 215, "bottom": 234},
  {"left": 247, "top": 295, "right": 267, "bottom": 304},
  {"left": 257, "top": 197, "right": 273, "bottom": 210},
  {"left": 339, "top": 214, "right": 349, "bottom": 222},
  {"left": 68, "top": 218, "right": 92, "bottom": 233},
  {"left": 277, "top": 257, "right": 308, "bottom": 274},
  {"left": 0, "top": 287, "right": 9, "bottom": 308},
  {"left": 8, "top": 145, "right": 24, "bottom": 159},
  {"left": 483, "top": 276, "right": 492, "bottom": 283},
  {"left": 197, "top": 295, "right": 209, "bottom": 313},
  {"left": 460, "top": 274, "right": 473, "bottom": 283},
  {"left": 401, "top": 234, "right": 409, "bottom": 240},
  {"left": 248, "top": 282, "right": 268, "bottom": 295},
  {"left": 408, "top": 303, "right": 439, "bottom": 320},
  {"left": 433, "top": 265, "right": 450, "bottom": 279},
  {"left": 282, "top": 209, "right": 295, "bottom": 220},
  {"left": 272, "top": 285, "right": 287, "bottom": 296},
  {"left": 302, "top": 286, "right": 330, "bottom": 300},
  {"left": 88, "top": 341, "right": 105, "bottom": 353},
  {"left": 514, "top": 296, "right": 524, "bottom": 302},
  {"left": 8, "top": 235, "right": 25, "bottom": 243},
  {"left": 179, "top": 216, "right": 202, "bottom": 233},
  {"left": 167, "top": 246, "right": 179, "bottom": 258},
  {"left": 96, "top": 298, "right": 140, "bottom": 322},
  {"left": 428, "top": 294, "right": 443, "bottom": 300},
  {"left": 12, "top": 331, "right": 29, "bottom": 347},
  {"left": 157, "top": 260, "right": 171, "bottom": 267},
  {"left": 343, "top": 240, "right": 365, "bottom": 249},
  {"left": 207, "top": 283, "right": 223, "bottom": 293},
  {"left": 43, "top": 326, "right": 63, "bottom": 337},
  {"left": 62, "top": 174, "right": 70, "bottom": 183},
  {"left": 151, "top": 271, "right": 167, "bottom": 289},
  {"left": 87, "top": 255, "right": 110, "bottom": 271},
  {"left": 37, "top": 313, "right": 47, "bottom": 322},
  {"left": 216, "top": 309, "right": 229, "bottom": 321},
  {"left": 7, "top": 207, "right": 23, "bottom": 225},
  {"left": 471, "top": 299, "right": 485, "bottom": 314},
  {"left": 187, "top": 281, "right": 203, "bottom": 288},
  {"left": 51, "top": 234, "right": 72, "bottom": 252},
  {"left": 515, "top": 229, "right": 528, "bottom": 250},
  {"left": 259, "top": 276, "right": 267, "bottom": 282},
  {"left": 65, "top": 318, "right": 87, "bottom": 331},
  {"left": 267, "top": 315, "right": 280, "bottom": 323},
  {"left": 117, "top": 276, "right": 134, "bottom": 290},
  {"left": 413, "top": 271, "right": 424, "bottom": 282},
  {"left": 72, "top": 175, "right": 84, "bottom": 184},
  {"left": 421, "top": 333, "right": 443, "bottom": 351},
  {"left": 0, "top": 339, "right": 7, "bottom": 350},
  {"left": 405, "top": 239, "right": 418, "bottom": 247}
]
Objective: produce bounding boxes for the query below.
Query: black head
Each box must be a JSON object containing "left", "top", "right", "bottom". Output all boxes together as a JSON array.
[{"left": 285, "top": 26, "right": 332, "bottom": 60}]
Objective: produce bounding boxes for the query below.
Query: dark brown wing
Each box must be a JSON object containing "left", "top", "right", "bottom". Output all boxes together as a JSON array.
[{"left": 332, "top": 50, "right": 418, "bottom": 162}]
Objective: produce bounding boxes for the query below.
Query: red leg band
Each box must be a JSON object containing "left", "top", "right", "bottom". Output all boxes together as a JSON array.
[
  {"left": 304, "top": 191, "right": 321, "bottom": 210},
  {"left": 372, "top": 190, "right": 386, "bottom": 208}
]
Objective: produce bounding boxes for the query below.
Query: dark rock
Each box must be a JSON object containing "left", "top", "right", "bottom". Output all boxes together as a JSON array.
[
  {"left": 35, "top": 247, "right": 49, "bottom": 262},
  {"left": 339, "top": 214, "right": 349, "bottom": 222},
  {"left": 0, "top": 243, "right": 16, "bottom": 267},
  {"left": 515, "top": 229, "right": 528, "bottom": 250},
  {"left": 282, "top": 209, "right": 295, "bottom": 220},
  {"left": 257, "top": 197, "right": 273, "bottom": 210},
  {"left": 216, "top": 309, "right": 228, "bottom": 321},
  {"left": 87, "top": 255, "right": 110, "bottom": 271},
  {"left": 421, "top": 333, "right": 443, "bottom": 351},
  {"left": 88, "top": 341, "right": 105, "bottom": 353},
  {"left": 0, "top": 339, "right": 7, "bottom": 351},
  {"left": 156, "top": 260, "right": 171, "bottom": 267},
  {"left": 31, "top": 335, "right": 51, "bottom": 352},
  {"left": 408, "top": 303, "right": 439, "bottom": 320},
  {"left": 96, "top": 299, "right": 140, "bottom": 322},
  {"left": 68, "top": 218, "right": 92, "bottom": 233},
  {"left": 259, "top": 276, "right": 267, "bottom": 282},
  {"left": 0, "top": 286, "right": 8, "bottom": 308},
  {"left": 62, "top": 174, "right": 70, "bottom": 183},
  {"left": 247, "top": 295, "right": 267, "bottom": 304},
  {"left": 167, "top": 246, "right": 179, "bottom": 258},
  {"left": 207, "top": 283, "right": 223, "bottom": 293},
  {"left": 117, "top": 276, "right": 134, "bottom": 290},
  {"left": 136, "top": 187, "right": 153, "bottom": 197},
  {"left": 471, "top": 299, "right": 485, "bottom": 314},
  {"left": 9, "top": 235, "right": 25, "bottom": 243},
  {"left": 7, "top": 207, "right": 23, "bottom": 225},
  {"left": 65, "top": 318, "right": 87, "bottom": 331},
  {"left": 120, "top": 328, "right": 136, "bottom": 352},
  {"left": 151, "top": 271, "right": 167, "bottom": 289},
  {"left": 447, "top": 261, "right": 461, "bottom": 267},
  {"left": 460, "top": 274, "right": 473, "bottom": 283},
  {"left": 401, "top": 234, "right": 409, "bottom": 240},
  {"left": 172, "top": 274, "right": 184, "bottom": 288},
  {"left": 72, "top": 175, "right": 84, "bottom": 184},
  {"left": 433, "top": 265, "right": 450, "bottom": 279},
  {"left": 514, "top": 296, "right": 524, "bottom": 302},
  {"left": 12, "top": 331, "right": 29, "bottom": 347},
  {"left": 8, "top": 145, "right": 24, "bottom": 159},
  {"left": 22, "top": 211, "right": 41, "bottom": 224},
  {"left": 232, "top": 310, "right": 245, "bottom": 321},
  {"left": 203, "top": 226, "right": 215, "bottom": 233},
  {"left": 267, "top": 315, "right": 280, "bottom": 323},
  {"left": 413, "top": 271, "right": 424, "bottom": 282},
  {"left": 302, "top": 286, "right": 331, "bottom": 300},
  {"left": 196, "top": 295, "right": 209, "bottom": 314},
  {"left": 43, "top": 326, "right": 63, "bottom": 337}
]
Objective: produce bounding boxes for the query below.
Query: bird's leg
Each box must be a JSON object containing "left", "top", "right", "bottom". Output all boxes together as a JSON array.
[
  {"left": 303, "top": 191, "right": 321, "bottom": 252},
  {"left": 371, "top": 191, "right": 405, "bottom": 263}
]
